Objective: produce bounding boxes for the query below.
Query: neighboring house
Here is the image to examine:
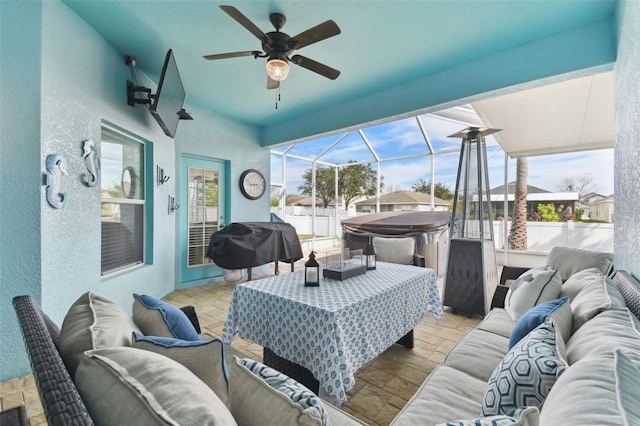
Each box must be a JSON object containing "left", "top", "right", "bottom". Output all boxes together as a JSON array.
[
  {"left": 578, "top": 192, "right": 608, "bottom": 219},
  {"left": 589, "top": 195, "right": 615, "bottom": 222},
  {"left": 489, "top": 182, "right": 578, "bottom": 220},
  {"left": 355, "top": 190, "right": 451, "bottom": 213}
]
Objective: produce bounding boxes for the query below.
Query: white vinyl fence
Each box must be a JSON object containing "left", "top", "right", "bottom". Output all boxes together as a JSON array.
[{"left": 275, "top": 209, "right": 614, "bottom": 255}]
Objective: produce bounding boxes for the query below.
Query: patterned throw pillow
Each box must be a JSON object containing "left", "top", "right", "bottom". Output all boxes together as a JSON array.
[
  {"left": 505, "top": 268, "right": 562, "bottom": 321},
  {"left": 508, "top": 297, "right": 571, "bottom": 349},
  {"left": 229, "top": 356, "right": 328, "bottom": 426},
  {"left": 439, "top": 406, "right": 540, "bottom": 426},
  {"left": 132, "top": 293, "right": 200, "bottom": 341},
  {"left": 482, "top": 321, "right": 567, "bottom": 416}
]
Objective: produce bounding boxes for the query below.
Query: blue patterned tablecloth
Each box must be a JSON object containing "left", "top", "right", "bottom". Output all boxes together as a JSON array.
[{"left": 222, "top": 262, "right": 443, "bottom": 404}]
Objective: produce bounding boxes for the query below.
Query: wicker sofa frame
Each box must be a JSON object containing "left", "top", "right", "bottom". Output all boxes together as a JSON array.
[{"left": 12, "top": 296, "right": 200, "bottom": 426}]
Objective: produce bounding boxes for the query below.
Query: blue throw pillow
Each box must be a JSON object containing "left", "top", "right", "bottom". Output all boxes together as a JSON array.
[
  {"left": 508, "top": 297, "right": 569, "bottom": 349},
  {"left": 132, "top": 293, "right": 200, "bottom": 341}
]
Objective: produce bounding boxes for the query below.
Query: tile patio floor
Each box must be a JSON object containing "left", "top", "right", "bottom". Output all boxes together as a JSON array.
[{"left": 1, "top": 266, "right": 481, "bottom": 426}]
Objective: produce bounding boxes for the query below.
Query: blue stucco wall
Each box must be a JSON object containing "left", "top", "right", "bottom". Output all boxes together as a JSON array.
[
  {"left": 173, "top": 107, "right": 270, "bottom": 286},
  {"left": 0, "top": 1, "right": 44, "bottom": 381},
  {"left": 1, "top": 1, "right": 264, "bottom": 381},
  {"left": 614, "top": 0, "right": 640, "bottom": 275}
]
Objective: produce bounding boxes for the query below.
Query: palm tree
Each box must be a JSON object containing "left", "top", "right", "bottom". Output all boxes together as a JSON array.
[{"left": 508, "top": 157, "right": 528, "bottom": 250}]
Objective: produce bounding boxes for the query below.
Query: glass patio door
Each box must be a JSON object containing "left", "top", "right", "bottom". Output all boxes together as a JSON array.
[{"left": 180, "top": 155, "right": 227, "bottom": 285}]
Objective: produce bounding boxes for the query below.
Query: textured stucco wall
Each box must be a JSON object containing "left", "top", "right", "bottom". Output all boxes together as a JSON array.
[
  {"left": 173, "top": 107, "right": 268, "bottom": 286},
  {"left": 1, "top": 1, "right": 263, "bottom": 380},
  {"left": 38, "top": 1, "right": 178, "bottom": 321},
  {"left": 0, "top": 1, "right": 44, "bottom": 381},
  {"left": 614, "top": 0, "right": 640, "bottom": 275}
]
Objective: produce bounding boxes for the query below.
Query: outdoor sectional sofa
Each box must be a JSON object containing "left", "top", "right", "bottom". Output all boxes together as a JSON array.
[{"left": 12, "top": 247, "right": 640, "bottom": 426}]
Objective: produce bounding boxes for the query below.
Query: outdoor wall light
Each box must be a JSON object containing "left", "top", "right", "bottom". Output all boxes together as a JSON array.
[
  {"left": 304, "top": 251, "right": 320, "bottom": 287},
  {"left": 364, "top": 239, "right": 377, "bottom": 270}
]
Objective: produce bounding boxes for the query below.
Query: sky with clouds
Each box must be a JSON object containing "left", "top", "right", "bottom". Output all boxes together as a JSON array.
[{"left": 271, "top": 112, "right": 614, "bottom": 198}]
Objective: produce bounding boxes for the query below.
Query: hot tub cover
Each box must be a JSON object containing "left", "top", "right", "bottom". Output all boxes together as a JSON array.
[
  {"left": 207, "top": 222, "right": 303, "bottom": 269},
  {"left": 341, "top": 211, "right": 450, "bottom": 236}
]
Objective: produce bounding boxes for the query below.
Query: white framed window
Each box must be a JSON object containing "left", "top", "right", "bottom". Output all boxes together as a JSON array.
[{"left": 100, "top": 125, "right": 146, "bottom": 275}]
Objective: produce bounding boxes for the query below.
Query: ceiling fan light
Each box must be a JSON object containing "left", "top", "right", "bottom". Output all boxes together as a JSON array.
[{"left": 266, "top": 58, "right": 290, "bottom": 81}]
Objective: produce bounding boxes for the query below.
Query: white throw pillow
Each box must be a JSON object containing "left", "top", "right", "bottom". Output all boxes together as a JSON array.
[{"left": 504, "top": 268, "right": 562, "bottom": 321}]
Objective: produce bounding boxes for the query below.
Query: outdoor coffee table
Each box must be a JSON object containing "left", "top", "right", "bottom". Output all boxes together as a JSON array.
[{"left": 222, "top": 261, "right": 443, "bottom": 405}]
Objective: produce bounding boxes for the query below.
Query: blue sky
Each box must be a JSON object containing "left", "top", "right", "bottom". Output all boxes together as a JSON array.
[{"left": 271, "top": 113, "right": 614, "bottom": 197}]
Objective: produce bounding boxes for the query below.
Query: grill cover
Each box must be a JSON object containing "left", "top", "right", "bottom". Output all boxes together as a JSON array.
[
  {"left": 341, "top": 211, "right": 450, "bottom": 236},
  {"left": 207, "top": 222, "right": 303, "bottom": 269}
]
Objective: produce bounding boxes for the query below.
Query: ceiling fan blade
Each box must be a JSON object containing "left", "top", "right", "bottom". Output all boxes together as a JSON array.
[
  {"left": 291, "top": 55, "right": 340, "bottom": 80},
  {"left": 288, "top": 20, "right": 341, "bottom": 50},
  {"left": 267, "top": 76, "right": 279, "bottom": 90},
  {"left": 203, "top": 51, "right": 260, "bottom": 61},
  {"left": 220, "top": 5, "right": 272, "bottom": 42}
]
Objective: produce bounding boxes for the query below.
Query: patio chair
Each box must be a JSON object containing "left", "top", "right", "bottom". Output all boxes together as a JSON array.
[{"left": 372, "top": 236, "right": 426, "bottom": 267}]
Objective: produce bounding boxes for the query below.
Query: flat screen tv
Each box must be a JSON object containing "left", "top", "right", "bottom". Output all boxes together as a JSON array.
[{"left": 149, "top": 49, "right": 186, "bottom": 138}]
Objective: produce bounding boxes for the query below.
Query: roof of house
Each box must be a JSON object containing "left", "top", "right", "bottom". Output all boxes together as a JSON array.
[
  {"left": 490, "top": 182, "right": 551, "bottom": 194},
  {"left": 355, "top": 190, "right": 450, "bottom": 206}
]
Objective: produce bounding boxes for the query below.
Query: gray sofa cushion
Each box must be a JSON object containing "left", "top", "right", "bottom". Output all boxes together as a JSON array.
[
  {"left": 436, "top": 406, "right": 540, "bottom": 426},
  {"left": 76, "top": 346, "right": 237, "bottom": 426},
  {"left": 566, "top": 308, "right": 640, "bottom": 365},
  {"left": 372, "top": 237, "right": 415, "bottom": 265},
  {"left": 389, "top": 365, "right": 487, "bottom": 426},
  {"left": 59, "top": 291, "right": 141, "bottom": 377},
  {"left": 132, "top": 293, "right": 200, "bottom": 340},
  {"left": 477, "top": 308, "right": 514, "bottom": 338},
  {"left": 539, "top": 350, "right": 640, "bottom": 425},
  {"left": 547, "top": 246, "right": 613, "bottom": 281},
  {"left": 443, "top": 329, "right": 509, "bottom": 382},
  {"left": 132, "top": 333, "right": 230, "bottom": 407},
  {"left": 563, "top": 269, "right": 627, "bottom": 333}
]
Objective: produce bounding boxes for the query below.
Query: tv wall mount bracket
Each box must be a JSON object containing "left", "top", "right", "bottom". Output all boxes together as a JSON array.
[{"left": 124, "top": 55, "right": 192, "bottom": 120}]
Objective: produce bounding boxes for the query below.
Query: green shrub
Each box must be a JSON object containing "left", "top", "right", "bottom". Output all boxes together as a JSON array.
[{"left": 537, "top": 203, "right": 559, "bottom": 222}]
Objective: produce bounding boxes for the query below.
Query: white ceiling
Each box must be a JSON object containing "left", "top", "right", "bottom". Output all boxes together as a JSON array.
[{"left": 473, "top": 72, "right": 614, "bottom": 158}]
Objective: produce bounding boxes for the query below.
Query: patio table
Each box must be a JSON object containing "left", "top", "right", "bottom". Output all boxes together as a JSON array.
[{"left": 222, "top": 261, "right": 443, "bottom": 404}]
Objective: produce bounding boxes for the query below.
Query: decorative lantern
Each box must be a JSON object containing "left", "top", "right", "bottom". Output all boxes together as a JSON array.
[
  {"left": 364, "top": 239, "right": 376, "bottom": 270},
  {"left": 304, "top": 251, "right": 320, "bottom": 287}
]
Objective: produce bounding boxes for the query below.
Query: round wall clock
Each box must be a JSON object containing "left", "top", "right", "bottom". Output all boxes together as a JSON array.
[{"left": 239, "top": 169, "right": 266, "bottom": 200}]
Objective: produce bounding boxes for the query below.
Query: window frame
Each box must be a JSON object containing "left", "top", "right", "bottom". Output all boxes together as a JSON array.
[{"left": 100, "top": 123, "right": 152, "bottom": 276}]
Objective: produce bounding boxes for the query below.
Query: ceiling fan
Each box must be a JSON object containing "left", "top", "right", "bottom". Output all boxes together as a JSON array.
[{"left": 204, "top": 5, "right": 341, "bottom": 89}]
